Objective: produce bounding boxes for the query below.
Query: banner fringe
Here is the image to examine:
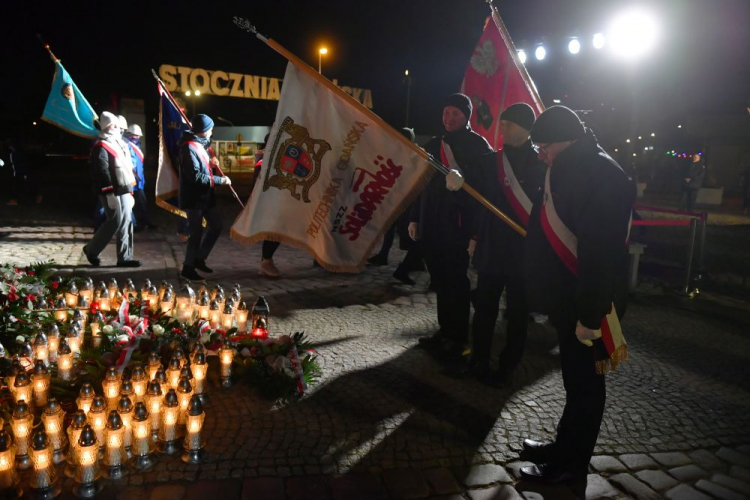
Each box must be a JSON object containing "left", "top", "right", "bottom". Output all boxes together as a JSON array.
[{"left": 595, "top": 344, "right": 629, "bottom": 375}]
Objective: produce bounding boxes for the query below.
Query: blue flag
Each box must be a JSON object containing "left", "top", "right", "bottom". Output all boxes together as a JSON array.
[{"left": 42, "top": 61, "right": 98, "bottom": 138}]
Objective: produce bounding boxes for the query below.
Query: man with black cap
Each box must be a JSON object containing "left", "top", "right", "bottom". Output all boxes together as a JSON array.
[
  {"left": 178, "top": 114, "right": 232, "bottom": 280},
  {"left": 445, "top": 103, "right": 545, "bottom": 385},
  {"left": 410, "top": 93, "right": 492, "bottom": 357},
  {"left": 518, "top": 106, "right": 635, "bottom": 485}
]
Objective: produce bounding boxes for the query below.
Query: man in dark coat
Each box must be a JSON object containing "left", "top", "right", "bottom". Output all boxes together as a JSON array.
[
  {"left": 679, "top": 153, "right": 706, "bottom": 212},
  {"left": 410, "top": 93, "right": 492, "bottom": 357},
  {"left": 447, "top": 103, "right": 545, "bottom": 384},
  {"left": 178, "top": 114, "right": 232, "bottom": 280},
  {"left": 519, "top": 106, "right": 635, "bottom": 484}
]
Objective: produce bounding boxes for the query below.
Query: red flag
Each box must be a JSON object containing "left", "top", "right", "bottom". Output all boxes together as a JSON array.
[{"left": 461, "top": 8, "right": 545, "bottom": 150}]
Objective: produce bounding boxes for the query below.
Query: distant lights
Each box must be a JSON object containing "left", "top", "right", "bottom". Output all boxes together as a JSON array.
[
  {"left": 626, "top": 139, "right": 631, "bottom": 143},
  {"left": 552, "top": 99, "right": 561, "bottom": 104},
  {"left": 535, "top": 46, "right": 546, "bottom": 61},
  {"left": 678, "top": 124, "right": 682, "bottom": 128},
  {"left": 517, "top": 49, "right": 527, "bottom": 64},
  {"left": 609, "top": 8, "right": 659, "bottom": 60},
  {"left": 593, "top": 33, "right": 606, "bottom": 49},
  {"left": 568, "top": 39, "right": 581, "bottom": 54},
  {"left": 638, "top": 135, "right": 643, "bottom": 140},
  {"left": 651, "top": 132, "right": 655, "bottom": 137}
]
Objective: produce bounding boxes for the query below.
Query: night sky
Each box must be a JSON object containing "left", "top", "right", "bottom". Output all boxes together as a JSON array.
[{"left": 3, "top": 0, "right": 748, "bottom": 152}]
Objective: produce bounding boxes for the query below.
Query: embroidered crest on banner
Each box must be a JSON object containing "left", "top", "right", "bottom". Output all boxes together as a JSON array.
[{"left": 264, "top": 116, "right": 331, "bottom": 203}]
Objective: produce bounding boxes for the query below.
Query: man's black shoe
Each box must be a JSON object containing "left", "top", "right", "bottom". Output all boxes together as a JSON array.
[
  {"left": 393, "top": 267, "right": 415, "bottom": 285},
  {"left": 116, "top": 260, "right": 142, "bottom": 268},
  {"left": 367, "top": 254, "right": 388, "bottom": 266},
  {"left": 181, "top": 267, "right": 205, "bottom": 281},
  {"left": 83, "top": 246, "right": 100, "bottom": 267},
  {"left": 194, "top": 260, "right": 213, "bottom": 273},
  {"left": 520, "top": 439, "right": 555, "bottom": 464},
  {"left": 417, "top": 331, "right": 448, "bottom": 348},
  {"left": 519, "top": 463, "right": 585, "bottom": 484}
]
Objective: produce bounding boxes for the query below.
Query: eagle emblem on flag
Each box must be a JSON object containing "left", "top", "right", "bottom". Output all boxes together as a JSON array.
[
  {"left": 470, "top": 39, "right": 499, "bottom": 77},
  {"left": 264, "top": 116, "right": 331, "bottom": 203}
]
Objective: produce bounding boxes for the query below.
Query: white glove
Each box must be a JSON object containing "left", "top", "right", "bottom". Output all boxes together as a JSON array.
[
  {"left": 446, "top": 169, "right": 464, "bottom": 191},
  {"left": 408, "top": 222, "right": 419, "bottom": 241},
  {"left": 221, "top": 176, "right": 232, "bottom": 186},
  {"left": 105, "top": 193, "right": 118, "bottom": 210},
  {"left": 468, "top": 239, "right": 477, "bottom": 257},
  {"left": 575, "top": 320, "right": 602, "bottom": 347}
]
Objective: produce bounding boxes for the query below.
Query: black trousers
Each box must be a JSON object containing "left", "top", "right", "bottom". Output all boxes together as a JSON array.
[
  {"left": 472, "top": 272, "right": 528, "bottom": 370},
  {"left": 424, "top": 241, "right": 471, "bottom": 343},
  {"left": 679, "top": 188, "right": 698, "bottom": 212},
  {"left": 549, "top": 314, "right": 606, "bottom": 474},
  {"left": 262, "top": 240, "right": 281, "bottom": 259},
  {"left": 184, "top": 206, "right": 223, "bottom": 267}
]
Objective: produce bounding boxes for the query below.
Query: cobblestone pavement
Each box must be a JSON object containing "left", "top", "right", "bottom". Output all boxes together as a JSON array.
[{"left": 1, "top": 212, "right": 750, "bottom": 499}]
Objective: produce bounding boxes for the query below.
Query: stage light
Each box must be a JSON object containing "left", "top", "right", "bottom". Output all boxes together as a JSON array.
[
  {"left": 593, "top": 33, "right": 605, "bottom": 49},
  {"left": 608, "top": 8, "right": 659, "bottom": 60},
  {"left": 535, "top": 46, "right": 546, "bottom": 61},
  {"left": 568, "top": 39, "right": 581, "bottom": 54},
  {"left": 517, "top": 50, "right": 527, "bottom": 64}
]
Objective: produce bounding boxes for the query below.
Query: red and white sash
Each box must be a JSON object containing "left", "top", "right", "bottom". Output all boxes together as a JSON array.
[
  {"left": 440, "top": 141, "right": 463, "bottom": 175},
  {"left": 129, "top": 142, "right": 144, "bottom": 163},
  {"left": 540, "top": 168, "right": 628, "bottom": 373},
  {"left": 187, "top": 141, "right": 214, "bottom": 187},
  {"left": 497, "top": 151, "right": 533, "bottom": 227}
]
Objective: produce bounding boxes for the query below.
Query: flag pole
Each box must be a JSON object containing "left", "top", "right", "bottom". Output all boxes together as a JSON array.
[
  {"left": 486, "top": 1, "right": 545, "bottom": 114},
  {"left": 232, "top": 17, "right": 525, "bottom": 237},
  {"left": 151, "top": 70, "right": 245, "bottom": 209}
]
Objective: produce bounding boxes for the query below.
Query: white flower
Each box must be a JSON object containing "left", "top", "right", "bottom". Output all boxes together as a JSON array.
[
  {"left": 200, "top": 332, "right": 210, "bottom": 344},
  {"left": 152, "top": 324, "right": 165, "bottom": 336},
  {"left": 9, "top": 315, "right": 18, "bottom": 324},
  {"left": 116, "top": 334, "right": 130, "bottom": 343},
  {"left": 102, "top": 325, "right": 114, "bottom": 335},
  {"left": 15, "top": 335, "right": 25, "bottom": 344}
]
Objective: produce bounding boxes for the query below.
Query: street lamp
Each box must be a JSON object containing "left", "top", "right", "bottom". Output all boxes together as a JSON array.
[
  {"left": 404, "top": 69, "right": 412, "bottom": 127},
  {"left": 318, "top": 47, "right": 328, "bottom": 74},
  {"left": 185, "top": 90, "right": 200, "bottom": 116}
]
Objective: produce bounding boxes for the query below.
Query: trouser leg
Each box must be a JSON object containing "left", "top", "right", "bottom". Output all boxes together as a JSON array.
[
  {"left": 115, "top": 193, "right": 135, "bottom": 261},
  {"left": 87, "top": 195, "right": 120, "bottom": 257},
  {"left": 262, "top": 240, "right": 281, "bottom": 260},
  {"left": 196, "top": 206, "right": 223, "bottom": 262},
  {"left": 471, "top": 272, "right": 505, "bottom": 367},
  {"left": 497, "top": 275, "right": 529, "bottom": 370},
  {"left": 184, "top": 209, "right": 204, "bottom": 267}
]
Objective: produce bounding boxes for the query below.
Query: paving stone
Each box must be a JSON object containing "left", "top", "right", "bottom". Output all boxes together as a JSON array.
[
  {"left": 242, "top": 477, "right": 285, "bottom": 500},
  {"left": 150, "top": 484, "right": 187, "bottom": 500},
  {"left": 382, "top": 468, "right": 430, "bottom": 499},
  {"left": 286, "top": 475, "right": 332, "bottom": 500},
  {"left": 730, "top": 466, "right": 750, "bottom": 483},
  {"left": 694, "top": 479, "right": 747, "bottom": 500},
  {"left": 504, "top": 462, "right": 534, "bottom": 480},
  {"left": 717, "top": 447, "right": 750, "bottom": 468},
  {"left": 651, "top": 451, "right": 692, "bottom": 467},
  {"left": 635, "top": 470, "right": 679, "bottom": 492},
  {"left": 668, "top": 464, "right": 709, "bottom": 482},
  {"left": 456, "top": 464, "right": 513, "bottom": 487},
  {"left": 118, "top": 488, "right": 149, "bottom": 500},
  {"left": 618, "top": 454, "right": 658, "bottom": 471},
  {"left": 609, "top": 473, "right": 661, "bottom": 500},
  {"left": 584, "top": 474, "right": 621, "bottom": 499},
  {"left": 664, "top": 484, "right": 712, "bottom": 500},
  {"left": 738, "top": 445, "right": 750, "bottom": 456},
  {"left": 186, "top": 480, "right": 242, "bottom": 500},
  {"left": 422, "top": 468, "right": 461, "bottom": 495},
  {"left": 589, "top": 455, "right": 628, "bottom": 473},
  {"left": 711, "top": 473, "right": 750, "bottom": 496},
  {"left": 688, "top": 449, "right": 726, "bottom": 471},
  {"left": 330, "top": 473, "right": 388, "bottom": 500},
  {"left": 467, "top": 485, "right": 522, "bottom": 500},
  {"left": 426, "top": 496, "right": 467, "bottom": 500}
]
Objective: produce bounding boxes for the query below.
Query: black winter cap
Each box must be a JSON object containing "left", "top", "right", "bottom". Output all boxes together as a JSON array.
[
  {"left": 444, "top": 93, "right": 472, "bottom": 121},
  {"left": 500, "top": 103, "right": 536, "bottom": 132},
  {"left": 530, "top": 106, "right": 585, "bottom": 144}
]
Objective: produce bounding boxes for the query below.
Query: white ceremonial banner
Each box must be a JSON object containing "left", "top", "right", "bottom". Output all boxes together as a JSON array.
[{"left": 231, "top": 62, "right": 430, "bottom": 272}]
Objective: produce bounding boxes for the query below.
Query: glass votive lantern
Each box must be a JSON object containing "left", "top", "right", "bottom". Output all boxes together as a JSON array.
[
  {"left": 220, "top": 302, "right": 234, "bottom": 330},
  {"left": 123, "top": 278, "right": 136, "bottom": 299},
  {"left": 11, "top": 400, "right": 33, "bottom": 470},
  {"left": 96, "top": 287, "right": 110, "bottom": 313},
  {"left": 218, "top": 338, "right": 234, "bottom": 388},
  {"left": 66, "top": 322, "right": 83, "bottom": 356},
  {"left": 72, "top": 308, "right": 87, "bottom": 329},
  {"left": 87, "top": 397, "right": 107, "bottom": 449},
  {"left": 79, "top": 279, "right": 93, "bottom": 305},
  {"left": 65, "top": 410, "right": 87, "bottom": 478},
  {"left": 78, "top": 295, "right": 90, "bottom": 316},
  {"left": 154, "top": 369, "right": 168, "bottom": 388},
  {"left": 76, "top": 383, "right": 95, "bottom": 416},
  {"left": 102, "top": 366, "right": 121, "bottom": 410},
  {"left": 34, "top": 333, "right": 49, "bottom": 366},
  {"left": 73, "top": 425, "right": 101, "bottom": 498},
  {"left": 182, "top": 395, "right": 205, "bottom": 464},
  {"left": 157, "top": 389, "right": 181, "bottom": 455},
  {"left": 54, "top": 298, "right": 68, "bottom": 323},
  {"left": 6, "top": 362, "right": 20, "bottom": 402},
  {"left": 57, "top": 340, "right": 73, "bottom": 381},
  {"left": 172, "top": 347, "right": 186, "bottom": 368},
  {"left": 32, "top": 360, "right": 51, "bottom": 408},
  {"left": 13, "top": 371, "right": 32, "bottom": 407},
  {"left": 197, "top": 295, "right": 210, "bottom": 320},
  {"left": 251, "top": 296, "right": 270, "bottom": 339},
  {"left": 208, "top": 300, "right": 221, "bottom": 329},
  {"left": 147, "top": 285, "right": 159, "bottom": 313},
  {"left": 42, "top": 398, "right": 68, "bottom": 464},
  {"left": 176, "top": 377, "right": 193, "bottom": 426},
  {"left": 0, "top": 428, "right": 20, "bottom": 495},
  {"left": 145, "top": 381, "right": 163, "bottom": 438},
  {"left": 29, "top": 430, "right": 61, "bottom": 498},
  {"left": 210, "top": 285, "right": 223, "bottom": 302},
  {"left": 131, "top": 365, "right": 148, "bottom": 403},
  {"left": 235, "top": 301, "right": 249, "bottom": 333},
  {"left": 166, "top": 358, "right": 181, "bottom": 391},
  {"left": 65, "top": 282, "right": 79, "bottom": 308},
  {"left": 157, "top": 281, "right": 168, "bottom": 303},
  {"left": 106, "top": 278, "right": 118, "bottom": 303},
  {"left": 102, "top": 411, "right": 127, "bottom": 479},
  {"left": 175, "top": 284, "right": 196, "bottom": 325},
  {"left": 116, "top": 396, "right": 134, "bottom": 455},
  {"left": 46, "top": 324, "right": 60, "bottom": 363},
  {"left": 160, "top": 288, "right": 174, "bottom": 316},
  {"left": 191, "top": 352, "right": 208, "bottom": 404},
  {"left": 130, "top": 402, "right": 154, "bottom": 471}
]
